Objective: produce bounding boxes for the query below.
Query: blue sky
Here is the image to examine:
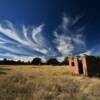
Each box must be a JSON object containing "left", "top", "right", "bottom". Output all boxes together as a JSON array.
[{"left": 0, "top": 0, "right": 100, "bottom": 61}]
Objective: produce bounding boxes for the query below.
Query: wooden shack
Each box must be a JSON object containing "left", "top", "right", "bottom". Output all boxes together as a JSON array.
[{"left": 69, "top": 55, "right": 100, "bottom": 77}]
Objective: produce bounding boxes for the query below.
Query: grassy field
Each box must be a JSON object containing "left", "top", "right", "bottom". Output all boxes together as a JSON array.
[{"left": 0, "top": 65, "right": 100, "bottom": 100}]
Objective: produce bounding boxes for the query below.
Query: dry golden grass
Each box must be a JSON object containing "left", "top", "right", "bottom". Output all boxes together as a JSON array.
[{"left": 0, "top": 65, "right": 100, "bottom": 100}]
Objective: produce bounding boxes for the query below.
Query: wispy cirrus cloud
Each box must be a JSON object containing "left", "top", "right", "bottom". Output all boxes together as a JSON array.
[
  {"left": 0, "top": 21, "right": 52, "bottom": 59},
  {"left": 53, "top": 14, "right": 86, "bottom": 56},
  {"left": 80, "top": 45, "right": 100, "bottom": 56},
  {"left": 0, "top": 14, "right": 87, "bottom": 61}
]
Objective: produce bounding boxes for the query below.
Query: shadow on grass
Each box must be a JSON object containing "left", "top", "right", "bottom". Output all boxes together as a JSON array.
[
  {"left": 0, "top": 68, "right": 11, "bottom": 70},
  {"left": 0, "top": 71, "right": 7, "bottom": 75},
  {"left": 0, "top": 67, "right": 12, "bottom": 75}
]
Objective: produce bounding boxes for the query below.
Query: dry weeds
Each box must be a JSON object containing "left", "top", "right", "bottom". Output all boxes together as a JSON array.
[{"left": 0, "top": 65, "right": 99, "bottom": 100}]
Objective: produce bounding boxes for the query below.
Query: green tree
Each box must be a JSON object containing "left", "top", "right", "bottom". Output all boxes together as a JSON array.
[
  {"left": 46, "top": 58, "right": 60, "bottom": 65},
  {"left": 32, "top": 58, "right": 42, "bottom": 65},
  {"left": 61, "top": 57, "right": 69, "bottom": 65}
]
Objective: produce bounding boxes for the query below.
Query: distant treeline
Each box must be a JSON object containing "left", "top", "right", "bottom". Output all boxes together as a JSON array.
[{"left": 0, "top": 57, "right": 69, "bottom": 65}]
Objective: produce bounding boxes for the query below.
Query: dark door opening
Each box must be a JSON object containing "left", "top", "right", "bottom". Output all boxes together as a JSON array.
[
  {"left": 71, "top": 62, "right": 75, "bottom": 66},
  {"left": 78, "top": 60, "right": 83, "bottom": 74}
]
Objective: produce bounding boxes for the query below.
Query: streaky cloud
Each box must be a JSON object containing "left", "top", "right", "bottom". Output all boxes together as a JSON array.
[
  {"left": 0, "top": 14, "right": 87, "bottom": 61},
  {"left": 80, "top": 45, "right": 100, "bottom": 56},
  {"left": 0, "top": 21, "right": 52, "bottom": 59},
  {"left": 53, "top": 14, "right": 86, "bottom": 56}
]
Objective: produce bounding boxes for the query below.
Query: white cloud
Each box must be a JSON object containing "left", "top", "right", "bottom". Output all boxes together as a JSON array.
[
  {"left": 73, "top": 34, "right": 85, "bottom": 46},
  {"left": 80, "top": 50, "right": 93, "bottom": 56},
  {"left": 0, "top": 21, "right": 50, "bottom": 56},
  {"left": 62, "top": 15, "right": 70, "bottom": 30},
  {"left": 53, "top": 15, "right": 86, "bottom": 56},
  {"left": 56, "top": 56, "right": 65, "bottom": 62},
  {"left": 54, "top": 33, "right": 74, "bottom": 55},
  {"left": 0, "top": 15, "right": 86, "bottom": 60},
  {"left": 22, "top": 24, "right": 48, "bottom": 54},
  {"left": 71, "top": 15, "right": 82, "bottom": 25},
  {"left": 80, "top": 45, "right": 100, "bottom": 56},
  {"left": 0, "top": 21, "right": 28, "bottom": 45},
  {"left": 0, "top": 52, "right": 16, "bottom": 58},
  {"left": 14, "top": 56, "right": 34, "bottom": 62},
  {"left": 32, "top": 24, "right": 44, "bottom": 44}
]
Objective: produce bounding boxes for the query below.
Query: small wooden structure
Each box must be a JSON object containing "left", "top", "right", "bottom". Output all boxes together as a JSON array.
[{"left": 69, "top": 55, "right": 100, "bottom": 77}]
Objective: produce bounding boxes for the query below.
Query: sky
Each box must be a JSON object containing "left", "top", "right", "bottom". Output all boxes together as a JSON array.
[{"left": 0, "top": 0, "right": 100, "bottom": 61}]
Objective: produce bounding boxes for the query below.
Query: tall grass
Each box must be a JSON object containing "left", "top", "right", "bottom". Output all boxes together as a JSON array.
[{"left": 0, "top": 66, "right": 100, "bottom": 100}]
